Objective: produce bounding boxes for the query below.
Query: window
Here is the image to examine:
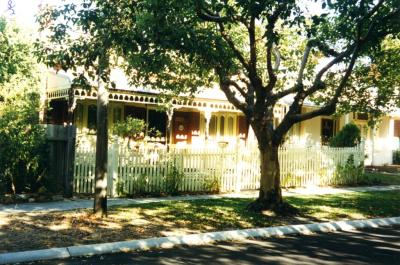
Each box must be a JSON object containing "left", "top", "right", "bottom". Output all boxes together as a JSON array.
[
  {"left": 87, "top": 104, "right": 97, "bottom": 131},
  {"left": 394, "top": 120, "right": 400, "bottom": 138},
  {"left": 209, "top": 116, "right": 217, "bottom": 136},
  {"left": 219, "top": 116, "right": 225, "bottom": 136},
  {"left": 208, "top": 114, "right": 236, "bottom": 138},
  {"left": 74, "top": 103, "right": 83, "bottom": 126},
  {"left": 353, "top": 113, "right": 368, "bottom": 121},
  {"left": 148, "top": 109, "right": 167, "bottom": 137},
  {"left": 227, "top": 116, "right": 234, "bottom": 136},
  {"left": 113, "top": 107, "right": 122, "bottom": 124}
]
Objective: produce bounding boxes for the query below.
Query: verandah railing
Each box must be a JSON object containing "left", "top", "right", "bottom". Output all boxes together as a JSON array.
[{"left": 73, "top": 137, "right": 364, "bottom": 196}]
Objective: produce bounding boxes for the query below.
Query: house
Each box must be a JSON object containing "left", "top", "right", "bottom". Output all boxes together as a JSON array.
[{"left": 42, "top": 69, "right": 400, "bottom": 166}]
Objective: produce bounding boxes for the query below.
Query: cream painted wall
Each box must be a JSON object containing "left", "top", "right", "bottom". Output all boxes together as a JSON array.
[
  {"left": 300, "top": 116, "right": 322, "bottom": 145},
  {"left": 364, "top": 116, "right": 400, "bottom": 166}
]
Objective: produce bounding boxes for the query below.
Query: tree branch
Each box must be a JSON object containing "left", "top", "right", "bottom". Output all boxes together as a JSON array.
[
  {"left": 272, "top": 85, "right": 300, "bottom": 100},
  {"left": 292, "top": 44, "right": 360, "bottom": 123},
  {"left": 296, "top": 43, "right": 312, "bottom": 85},
  {"left": 264, "top": 3, "right": 287, "bottom": 91},
  {"left": 218, "top": 22, "right": 251, "bottom": 73},
  {"left": 225, "top": 79, "right": 247, "bottom": 99},
  {"left": 313, "top": 40, "right": 340, "bottom": 57},
  {"left": 266, "top": 41, "right": 277, "bottom": 90},
  {"left": 219, "top": 79, "right": 249, "bottom": 114},
  {"left": 272, "top": 43, "right": 281, "bottom": 71},
  {"left": 275, "top": 0, "right": 391, "bottom": 142},
  {"left": 249, "top": 16, "right": 257, "bottom": 73},
  {"left": 195, "top": 2, "right": 229, "bottom": 23},
  {"left": 362, "top": 0, "right": 385, "bottom": 20}
]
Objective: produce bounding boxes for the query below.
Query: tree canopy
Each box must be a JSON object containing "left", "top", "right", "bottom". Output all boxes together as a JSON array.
[
  {"left": 38, "top": 0, "right": 400, "bottom": 212},
  {"left": 0, "top": 17, "right": 48, "bottom": 194}
]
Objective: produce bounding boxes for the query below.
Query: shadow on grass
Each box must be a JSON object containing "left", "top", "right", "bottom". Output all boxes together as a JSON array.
[{"left": 0, "top": 191, "right": 399, "bottom": 253}]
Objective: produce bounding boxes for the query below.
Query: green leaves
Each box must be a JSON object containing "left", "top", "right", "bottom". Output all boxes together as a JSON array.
[
  {"left": 330, "top": 123, "right": 361, "bottom": 147},
  {"left": 112, "top": 117, "right": 146, "bottom": 139},
  {"left": 0, "top": 18, "right": 48, "bottom": 194},
  {"left": 38, "top": 0, "right": 400, "bottom": 135}
]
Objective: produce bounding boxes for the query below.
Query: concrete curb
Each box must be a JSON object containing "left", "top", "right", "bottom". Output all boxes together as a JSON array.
[{"left": 1, "top": 216, "right": 399, "bottom": 264}]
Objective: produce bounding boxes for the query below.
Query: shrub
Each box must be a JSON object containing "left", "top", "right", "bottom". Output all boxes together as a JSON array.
[
  {"left": 0, "top": 93, "right": 49, "bottom": 194},
  {"left": 0, "top": 18, "right": 49, "bottom": 195},
  {"left": 330, "top": 123, "right": 361, "bottom": 147},
  {"left": 112, "top": 117, "right": 146, "bottom": 139},
  {"left": 112, "top": 116, "right": 161, "bottom": 141},
  {"left": 165, "top": 166, "right": 183, "bottom": 195},
  {"left": 334, "top": 154, "right": 364, "bottom": 185}
]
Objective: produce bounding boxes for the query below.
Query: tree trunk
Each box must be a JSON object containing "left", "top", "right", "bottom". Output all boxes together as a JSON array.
[
  {"left": 258, "top": 144, "right": 283, "bottom": 207},
  {"left": 247, "top": 129, "right": 297, "bottom": 214},
  {"left": 93, "top": 62, "right": 108, "bottom": 217},
  {"left": 64, "top": 88, "right": 76, "bottom": 198}
]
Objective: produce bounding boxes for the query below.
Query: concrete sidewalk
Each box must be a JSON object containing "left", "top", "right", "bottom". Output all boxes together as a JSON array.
[{"left": 1, "top": 185, "right": 399, "bottom": 214}]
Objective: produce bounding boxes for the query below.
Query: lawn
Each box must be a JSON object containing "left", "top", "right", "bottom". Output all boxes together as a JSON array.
[
  {"left": 360, "top": 172, "right": 400, "bottom": 185},
  {"left": 1, "top": 190, "right": 399, "bottom": 253}
]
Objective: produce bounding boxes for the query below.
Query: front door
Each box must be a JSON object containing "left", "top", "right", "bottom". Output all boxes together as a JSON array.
[
  {"left": 173, "top": 112, "right": 190, "bottom": 144},
  {"left": 321, "top": 118, "right": 335, "bottom": 145}
]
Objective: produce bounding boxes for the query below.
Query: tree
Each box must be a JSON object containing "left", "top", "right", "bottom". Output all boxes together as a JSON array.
[
  {"left": 118, "top": 0, "right": 400, "bottom": 212},
  {"left": 0, "top": 17, "right": 48, "bottom": 194},
  {"left": 38, "top": 0, "right": 400, "bottom": 213},
  {"left": 37, "top": 3, "right": 120, "bottom": 216},
  {"left": 342, "top": 37, "right": 400, "bottom": 121}
]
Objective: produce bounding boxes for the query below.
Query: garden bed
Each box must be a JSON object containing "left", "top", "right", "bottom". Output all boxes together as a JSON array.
[
  {"left": 0, "top": 193, "right": 64, "bottom": 205},
  {"left": 1, "top": 190, "right": 399, "bottom": 253}
]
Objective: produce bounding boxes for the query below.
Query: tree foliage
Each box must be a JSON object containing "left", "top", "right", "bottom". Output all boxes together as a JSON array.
[
  {"left": 0, "top": 18, "right": 48, "bottom": 194},
  {"left": 38, "top": 0, "right": 400, "bottom": 211},
  {"left": 342, "top": 37, "right": 400, "bottom": 122},
  {"left": 112, "top": 117, "right": 146, "bottom": 139}
]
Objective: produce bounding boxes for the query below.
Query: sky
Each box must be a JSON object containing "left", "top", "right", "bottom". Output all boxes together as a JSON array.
[{"left": 0, "top": 0, "right": 66, "bottom": 28}]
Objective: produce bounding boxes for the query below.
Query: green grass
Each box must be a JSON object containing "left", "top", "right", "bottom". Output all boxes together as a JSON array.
[
  {"left": 287, "top": 190, "right": 400, "bottom": 220},
  {"left": 359, "top": 172, "right": 400, "bottom": 185},
  {"left": 115, "top": 190, "right": 400, "bottom": 229},
  {"left": 2, "top": 190, "right": 399, "bottom": 253}
]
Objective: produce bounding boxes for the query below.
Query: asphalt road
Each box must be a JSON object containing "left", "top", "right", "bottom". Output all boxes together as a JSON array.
[{"left": 28, "top": 226, "right": 400, "bottom": 265}]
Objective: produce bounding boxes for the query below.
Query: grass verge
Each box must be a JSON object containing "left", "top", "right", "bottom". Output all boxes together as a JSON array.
[
  {"left": 1, "top": 190, "right": 399, "bottom": 253},
  {"left": 359, "top": 172, "right": 400, "bottom": 185}
]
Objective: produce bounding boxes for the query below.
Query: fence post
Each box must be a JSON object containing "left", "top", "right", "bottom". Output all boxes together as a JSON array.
[
  {"left": 235, "top": 139, "right": 241, "bottom": 193},
  {"left": 108, "top": 137, "right": 119, "bottom": 197}
]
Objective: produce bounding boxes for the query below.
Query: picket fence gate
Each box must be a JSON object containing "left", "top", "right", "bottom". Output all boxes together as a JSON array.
[{"left": 73, "top": 138, "right": 364, "bottom": 197}]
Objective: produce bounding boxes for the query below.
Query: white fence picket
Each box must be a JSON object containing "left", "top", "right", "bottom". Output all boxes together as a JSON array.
[{"left": 73, "top": 136, "right": 365, "bottom": 196}]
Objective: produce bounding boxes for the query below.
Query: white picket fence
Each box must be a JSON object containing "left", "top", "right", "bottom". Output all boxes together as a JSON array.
[{"left": 73, "top": 138, "right": 364, "bottom": 196}]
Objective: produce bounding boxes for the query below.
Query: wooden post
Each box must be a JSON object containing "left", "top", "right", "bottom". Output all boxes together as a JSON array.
[
  {"left": 39, "top": 73, "right": 48, "bottom": 124},
  {"left": 108, "top": 137, "right": 119, "bottom": 197},
  {"left": 64, "top": 125, "right": 76, "bottom": 197},
  {"left": 94, "top": 54, "right": 109, "bottom": 216},
  {"left": 64, "top": 81, "right": 77, "bottom": 198},
  {"left": 166, "top": 108, "right": 174, "bottom": 146},
  {"left": 203, "top": 109, "right": 212, "bottom": 144}
]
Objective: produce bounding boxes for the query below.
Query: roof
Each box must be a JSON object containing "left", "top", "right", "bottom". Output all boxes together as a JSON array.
[
  {"left": 45, "top": 69, "right": 400, "bottom": 115},
  {"left": 46, "top": 70, "right": 71, "bottom": 90}
]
